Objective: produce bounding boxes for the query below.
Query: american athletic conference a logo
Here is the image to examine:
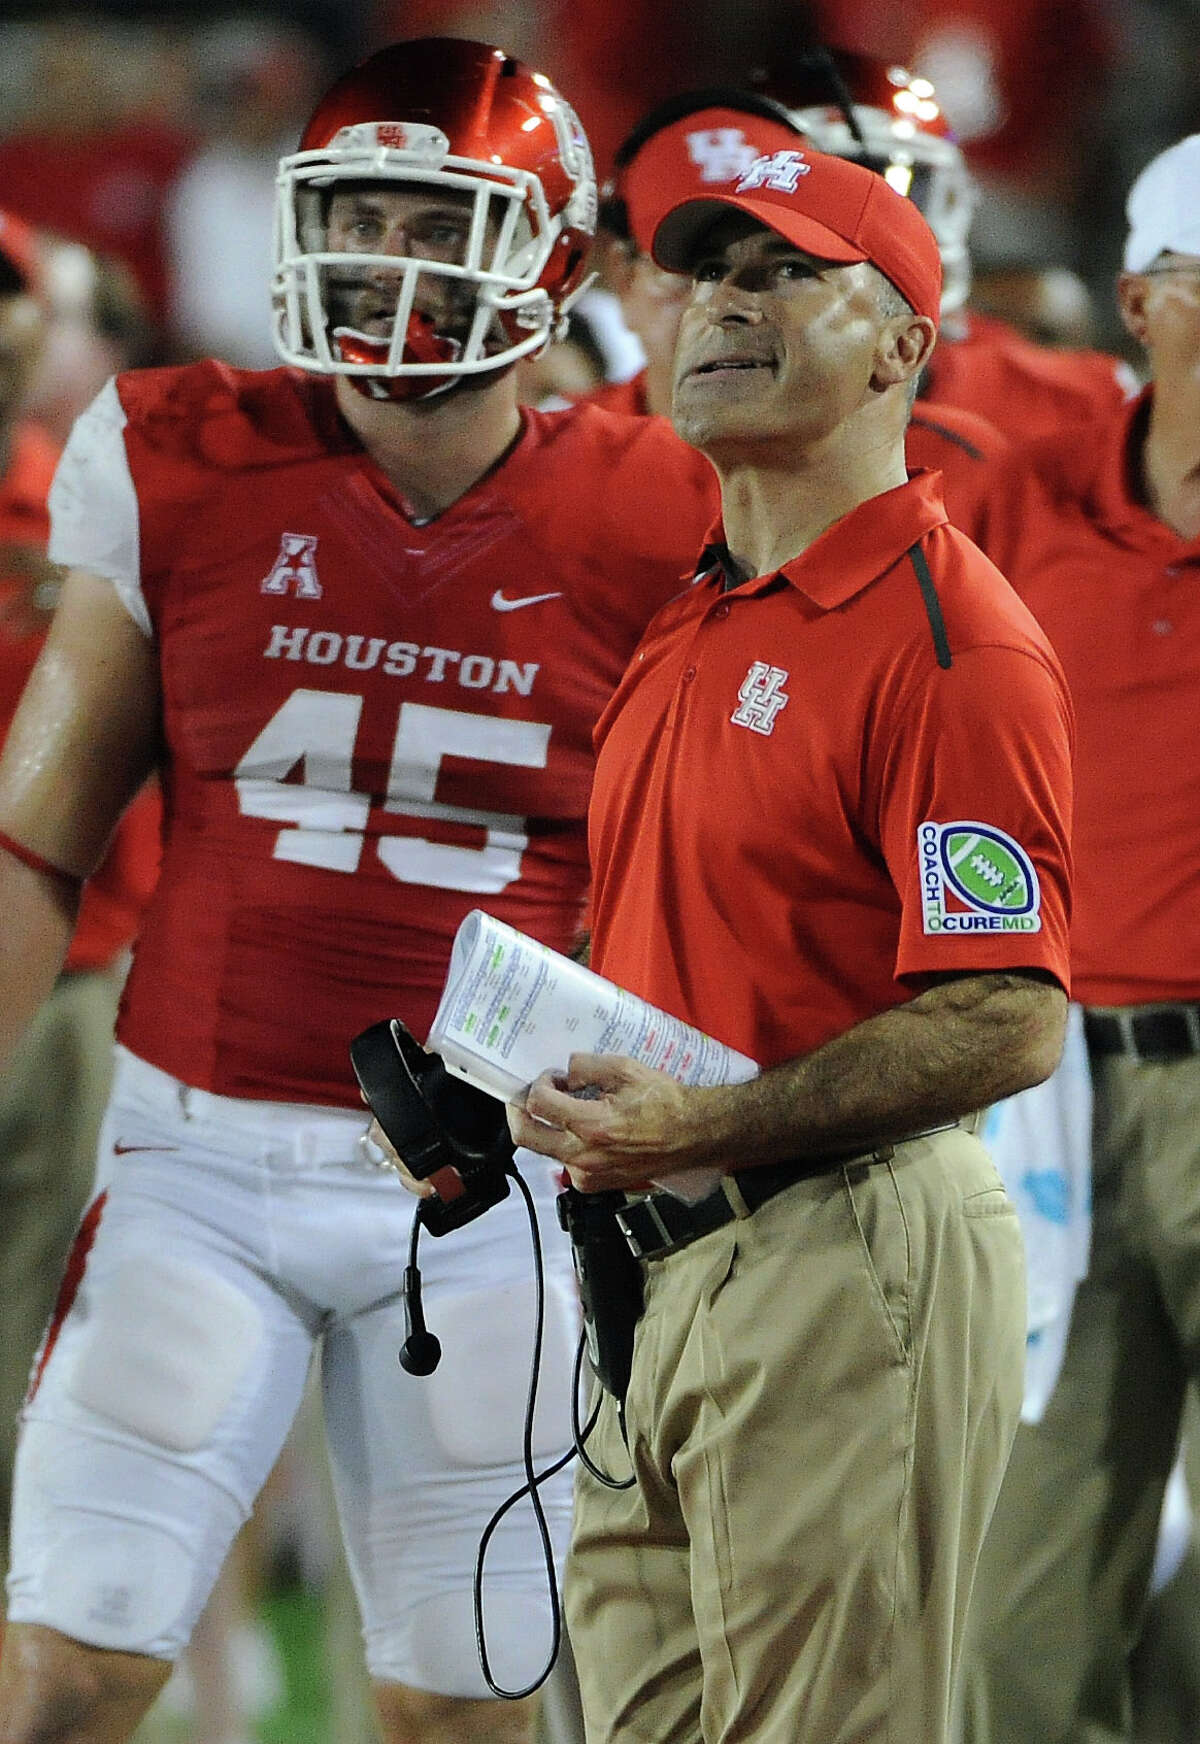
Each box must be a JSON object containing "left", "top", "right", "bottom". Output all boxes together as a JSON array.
[
  {"left": 918, "top": 820, "right": 1042, "bottom": 935},
  {"left": 731, "top": 661, "right": 790, "bottom": 735},
  {"left": 736, "top": 150, "right": 813, "bottom": 195},
  {"left": 261, "top": 533, "right": 322, "bottom": 600}
]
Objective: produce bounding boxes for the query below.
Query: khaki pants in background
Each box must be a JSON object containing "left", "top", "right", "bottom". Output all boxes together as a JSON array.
[
  {"left": 0, "top": 967, "right": 122, "bottom": 1579},
  {"left": 568, "top": 1128, "right": 1025, "bottom": 1744},
  {"left": 961, "top": 1050, "right": 1200, "bottom": 1744}
]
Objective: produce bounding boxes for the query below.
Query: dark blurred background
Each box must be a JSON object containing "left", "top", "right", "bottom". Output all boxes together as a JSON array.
[{"left": 0, "top": 0, "right": 1197, "bottom": 368}]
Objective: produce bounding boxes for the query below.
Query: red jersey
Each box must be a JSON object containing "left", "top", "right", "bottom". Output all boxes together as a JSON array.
[
  {"left": 581, "top": 368, "right": 1010, "bottom": 545},
  {"left": 48, "top": 363, "right": 717, "bottom": 1105},
  {"left": 0, "top": 419, "right": 159, "bottom": 972},
  {"left": 906, "top": 402, "right": 1011, "bottom": 547},
  {"left": 585, "top": 375, "right": 647, "bottom": 418},
  {"left": 589, "top": 473, "right": 1073, "bottom": 1069},
  {"left": 923, "top": 311, "right": 1135, "bottom": 444},
  {"left": 968, "top": 389, "right": 1200, "bottom": 1005}
]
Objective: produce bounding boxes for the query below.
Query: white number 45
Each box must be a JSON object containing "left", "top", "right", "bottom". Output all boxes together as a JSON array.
[{"left": 234, "top": 688, "right": 551, "bottom": 894}]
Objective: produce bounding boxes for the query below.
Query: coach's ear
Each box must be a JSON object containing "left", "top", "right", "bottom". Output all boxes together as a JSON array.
[{"left": 870, "top": 310, "right": 937, "bottom": 394}]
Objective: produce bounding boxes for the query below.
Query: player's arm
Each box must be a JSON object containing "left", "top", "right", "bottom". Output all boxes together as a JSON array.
[
  {"left": 508, "top": 967, "right": 1066, "bottom": 1192},
  {"left": 0, "top": 566, "right": 161, "bottom": 1066}
]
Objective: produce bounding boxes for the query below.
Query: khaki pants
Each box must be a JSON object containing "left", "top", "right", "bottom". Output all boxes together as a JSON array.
[
  {"left": 566, "top": 1128, "right": 1025, "bottom": 1744},
  {"left": 0, "top": 967, "right": 121, "bottom": 1577},
  {"left": 961, "top": 1050, "right": 1200, "bottom": 1744}
]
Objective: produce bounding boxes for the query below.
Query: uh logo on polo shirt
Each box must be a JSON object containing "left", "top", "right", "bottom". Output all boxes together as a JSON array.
[{"left": 918, "top": 819, "right": 1042, "bottom": 934}]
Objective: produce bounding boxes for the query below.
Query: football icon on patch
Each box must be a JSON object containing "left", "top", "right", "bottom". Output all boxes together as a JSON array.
[
  {"left": 918, "top": 821, "right": 1042, "bottom": 934},
  {"left": 940, "top": 825, "right": 1038, "bottom": 914}
]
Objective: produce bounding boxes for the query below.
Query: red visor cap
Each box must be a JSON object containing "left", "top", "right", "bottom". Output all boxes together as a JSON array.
[
  {"left": 652, "top": 146, "right": 942, "bottom": 325},
  {"left": 622, "top": 107, "right": 809, "bottom": 255}
]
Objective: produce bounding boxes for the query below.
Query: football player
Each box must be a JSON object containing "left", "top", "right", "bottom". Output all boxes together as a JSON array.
[{"left": 0, "top": 38, "right": 715, "bottom": 1744}]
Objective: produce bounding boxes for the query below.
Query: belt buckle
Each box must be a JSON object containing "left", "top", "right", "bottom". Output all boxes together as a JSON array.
[{"left": 616, "top": 1196, "right": 680, "bottom": 1261}]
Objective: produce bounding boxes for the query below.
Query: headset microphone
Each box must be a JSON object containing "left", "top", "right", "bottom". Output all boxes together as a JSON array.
[{"left": 400, "top": 1259, "right": 442, "bottom": 1375}]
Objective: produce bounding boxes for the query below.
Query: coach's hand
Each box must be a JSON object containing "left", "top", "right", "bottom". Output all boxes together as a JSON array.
[{"left": 508, "top": 1053, "right": 708, "bottom": 1192}]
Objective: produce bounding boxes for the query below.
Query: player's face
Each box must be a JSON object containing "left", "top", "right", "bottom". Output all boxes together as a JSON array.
[
  {"left": 324, "top": 185, "right": 485, "bottom": 346},
  {"left": 670, "top": 214, "right": 886, "bottom": 454}
]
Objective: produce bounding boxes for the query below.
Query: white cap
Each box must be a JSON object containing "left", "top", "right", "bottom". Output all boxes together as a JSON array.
[{"left": 1124, "top": 134, "right": 1200, "bottom": 271}]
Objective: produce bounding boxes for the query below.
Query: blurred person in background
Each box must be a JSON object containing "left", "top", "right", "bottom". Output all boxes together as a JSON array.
[
  {"left": 165, "top": 19, "right": 330, "bottom": 368},
  {"left": 0, "top": 34, "right": 716, "bottom": 1744},
  {"left": 587, "top": 80, "right": 1014, "bottom": 545},
  {"left": 723, "top": 0, "right": 1121, "bottom": 322},
  {"left": 8, "top": 210, "right": 295, "bottom": 1744},
  {"left": 761, "top": 43, "right": 1138, "bottom": 441},
  {"left": 968, "top": 264, "right": 1103, "bottom": 349},
  {"left": 956, "top": 130, "right": 1200, "bottom": 1744},
  {"left": 905, "top": 0, "right": 1114, "bottom": 275},
  {"left": 0, "top": 18, "right": 194, "bottom": 344},
  {"left": 21, "top": 237, "right": 156, "bottom": 448},
  {"left": 0, "top": 204, "right": 161, "bottom": 1643},
  {"left": 514, "top": 303, "right": 606, "bottom": 407}
]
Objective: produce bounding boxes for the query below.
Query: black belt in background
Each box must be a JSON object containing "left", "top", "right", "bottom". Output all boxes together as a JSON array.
[
  {"left": 616, "top": 1125, "right": 956, "bottom": 1262},
  {"left": 1084, "top": 1004, "right": 1200, "bottom": 1063}
]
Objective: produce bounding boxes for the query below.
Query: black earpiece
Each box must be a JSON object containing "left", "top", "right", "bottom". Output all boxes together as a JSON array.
[{"left": 399, "top": 1262, "right": 442, "bottom": 1376}]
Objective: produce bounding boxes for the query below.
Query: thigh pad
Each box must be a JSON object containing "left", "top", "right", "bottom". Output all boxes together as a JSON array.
[{"left": 67, "top": 1253, "right": 263, "bottom": 1453}]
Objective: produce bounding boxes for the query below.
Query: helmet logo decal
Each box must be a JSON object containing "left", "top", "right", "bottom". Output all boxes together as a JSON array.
[
  {"left": 686, "top": 127, "right": 763, "bottom": 185},
  {"left": 737, "top": 151, "right": 812, "bottom": 194},
  {"left": 261, "top": 534, "right": 323, "bottom": 600},
  {"left": 328, "top": 121, "right": 450, "bottom": 166}
]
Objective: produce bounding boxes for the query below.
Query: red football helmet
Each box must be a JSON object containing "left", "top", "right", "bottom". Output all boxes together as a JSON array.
[
  {"left": 272, "top": 38, "right": 597, "bottom": 399},
  {"left": 759, "top": 48, "right": 977, "bottom": 314}
]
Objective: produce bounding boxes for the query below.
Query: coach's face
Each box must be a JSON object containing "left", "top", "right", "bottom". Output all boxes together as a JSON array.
[{"left": 670, "top": 213, "right": 887, "bottom": 455}]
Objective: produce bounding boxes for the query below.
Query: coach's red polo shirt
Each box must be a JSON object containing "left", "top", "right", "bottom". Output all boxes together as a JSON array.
[
  {"left": 973, "top": 389, "right": 1200, "bottom": 1005},
  {"left": 589, "top": 473, "right": 1074, "bottom": 1070}
]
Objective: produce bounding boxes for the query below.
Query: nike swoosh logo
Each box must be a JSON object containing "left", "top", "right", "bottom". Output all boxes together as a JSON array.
[
  {"left": 113, "top": 1142, "right": 180, "bottom": 1156},
  {"left": 490, "top": 589, "right": 564, "bottom": 612}
]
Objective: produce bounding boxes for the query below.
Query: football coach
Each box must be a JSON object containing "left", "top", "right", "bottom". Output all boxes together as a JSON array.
[{"left": 510, "top": 145, "right": 1075, "bottom": 1744}]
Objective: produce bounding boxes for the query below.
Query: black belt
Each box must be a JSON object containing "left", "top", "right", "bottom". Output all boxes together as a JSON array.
[
  {"left": 1084, "top": 1004, "right": 1200, "bottom": 1062},
  {"left": 616, "top": 1126, "right": 955, "bottom": 1262}
]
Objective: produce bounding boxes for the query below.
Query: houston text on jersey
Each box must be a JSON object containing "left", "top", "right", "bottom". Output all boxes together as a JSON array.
[{"left": 263, "top": 624, "right": 540, "bottom": 695}]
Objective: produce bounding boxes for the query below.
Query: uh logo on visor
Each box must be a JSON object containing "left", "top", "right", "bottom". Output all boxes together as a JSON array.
[{"left": 918, "top": 820, "right": 1042, "bottom": 934}]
